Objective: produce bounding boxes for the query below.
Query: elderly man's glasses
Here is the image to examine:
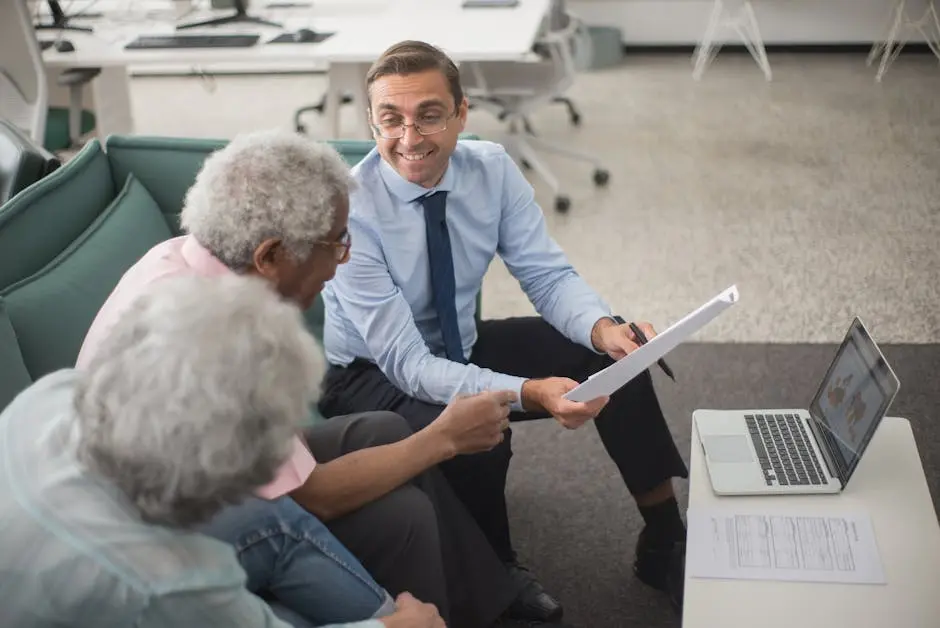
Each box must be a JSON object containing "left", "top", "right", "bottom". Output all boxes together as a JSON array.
[
  {"left": 316, "top": 231, "right": 351, "bottom": 263},
  {"left": 371, "top": 110, "right": 457, "bottom": 140}
]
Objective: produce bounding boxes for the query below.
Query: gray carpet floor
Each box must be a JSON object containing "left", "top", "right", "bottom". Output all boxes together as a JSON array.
[{"left": 117, "top": 51, "right": 939, "bottom": 627}]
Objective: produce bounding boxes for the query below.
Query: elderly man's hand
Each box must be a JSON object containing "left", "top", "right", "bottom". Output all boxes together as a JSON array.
[{"left": 428, "top": 390, "right": 517, "bottom": 457}]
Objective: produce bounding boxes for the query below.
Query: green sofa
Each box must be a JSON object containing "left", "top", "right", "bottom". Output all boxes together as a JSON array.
[{"left": 0, "top": 133, "right": 478, "bottom": 412}]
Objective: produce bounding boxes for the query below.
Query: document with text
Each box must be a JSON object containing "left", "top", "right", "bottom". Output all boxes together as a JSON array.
[{"left": 686, "top": 508, "right": 886, "bottom": 584}]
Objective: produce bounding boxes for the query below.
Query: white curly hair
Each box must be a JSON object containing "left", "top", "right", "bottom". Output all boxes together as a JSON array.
[
  {"left": 181, "top": 129, "right": 354, "bottom": 270},
  {"left": 74, "top": 273, "right": 325, "bottom": 528}
]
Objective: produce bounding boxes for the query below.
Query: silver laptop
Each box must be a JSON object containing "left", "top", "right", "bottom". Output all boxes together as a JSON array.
[{"left": 693, "top": 317, "right": 900, "bottom": 496}]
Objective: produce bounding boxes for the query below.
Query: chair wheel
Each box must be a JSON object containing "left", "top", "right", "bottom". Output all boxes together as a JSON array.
[
  {"left": 593, "top": 169, "right": 610, "bottom": 186},
  {"left": 521, "top": 159, "right": 532, "bottom": 170},
  {"left": 570, "top": 112, "right": 582, "bottom": 126},
  {"left": 554, "top": 195, "right": 571, "bottom": 213}
]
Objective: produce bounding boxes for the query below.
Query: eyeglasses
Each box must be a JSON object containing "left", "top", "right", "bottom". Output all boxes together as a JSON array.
[
  {"left": 316, "top": 231, "right": 351, "bottom": 263},
  {"left": 370, "top": 110, "right": 457, "bottom": 140}
]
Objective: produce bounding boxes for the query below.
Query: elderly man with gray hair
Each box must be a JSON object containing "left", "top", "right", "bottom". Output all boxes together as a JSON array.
[
  {"left": 0, "top": 274, "right": 443, "bottom": 628},
  {"left": 75, "top": 130, "right": 543, "bottom": 628}
]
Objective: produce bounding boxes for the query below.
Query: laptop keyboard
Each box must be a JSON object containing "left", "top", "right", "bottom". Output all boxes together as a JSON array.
[{"left": 745, "top": 414, "right": 826, "bottom": 487}]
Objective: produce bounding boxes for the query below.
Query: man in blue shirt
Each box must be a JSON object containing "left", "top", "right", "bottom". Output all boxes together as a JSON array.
[{"left": 320, "top": 40, "right": 689, "bottom": 615}]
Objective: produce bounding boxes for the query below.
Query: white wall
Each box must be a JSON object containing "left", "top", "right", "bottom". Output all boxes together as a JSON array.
[{"left": 569, "top": 0, "right": 930, "bottom": 45}]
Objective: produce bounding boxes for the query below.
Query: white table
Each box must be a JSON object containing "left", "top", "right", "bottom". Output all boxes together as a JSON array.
[
  {"left": 40, "top": 0, "right": 550, "bottom": 140},
  {"left": 312, "top": 0, "right": 549, "bottom": 138},
  {"left": 39, "top": 3, "right": 361, "bottom": 138},
  {"left": 684, "top": 416, "right": 940, "bottom": 628}
]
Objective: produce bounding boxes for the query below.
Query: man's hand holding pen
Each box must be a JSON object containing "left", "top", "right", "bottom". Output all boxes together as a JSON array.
[{"left": 590, "top": 316, "right": 676, "bottom": 381}]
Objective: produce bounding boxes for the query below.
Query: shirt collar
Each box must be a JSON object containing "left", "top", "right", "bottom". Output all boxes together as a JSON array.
[
  {"left": 378, "top": 155, "right": 457, "bottom": 204},
  {"left": 181, "top": 235, "right": 232, "bottom": 276}
]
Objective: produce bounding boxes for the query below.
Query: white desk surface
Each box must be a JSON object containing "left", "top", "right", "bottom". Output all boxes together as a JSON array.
[
  {"left": 40, "top": 0, "right": 548, "bottom": 68},
  {"left": 684, "top": 416, "right": 940, "bottom": 628},
  {"left": 311, "top": 0, "right": 550, "bottom": 63},
  {"left": 39, "top": 9, "right": 348, "bottom": 69}
]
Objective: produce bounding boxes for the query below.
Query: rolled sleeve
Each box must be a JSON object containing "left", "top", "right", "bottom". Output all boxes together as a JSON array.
[{"left": 255, "top": 435, "right": 317, "bottom": 500}]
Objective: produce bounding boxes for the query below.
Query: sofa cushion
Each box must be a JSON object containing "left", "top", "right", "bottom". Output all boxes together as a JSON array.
[
  {"left": 105, "top": 135, "right": 228, "bottom": 235},
  {"left": 0, "top": 299, "right": 33, "bottom": 410},
  {"left": 1, "top": 174, "right": 173, "bottom": 378},
  {"left": 0, "top": 139, "right": 114, "bottom": 289}
]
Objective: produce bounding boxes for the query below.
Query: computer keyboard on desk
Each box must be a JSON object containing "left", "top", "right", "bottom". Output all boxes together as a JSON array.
[{"left": 124, "top": 34, "right": 260, "bottom": 50}]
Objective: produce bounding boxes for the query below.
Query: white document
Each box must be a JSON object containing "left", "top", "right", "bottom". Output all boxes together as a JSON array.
[
  {"left": 564, "top": 285, "right": 740, "bottom": 402},
  {"left": 686, "top": 508, "right": 886, "bottom": 584}
]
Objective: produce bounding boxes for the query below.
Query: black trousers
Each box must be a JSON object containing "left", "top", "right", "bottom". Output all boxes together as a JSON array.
[
  {"left": 305, "top": 412, "right": 522, "bottom": 628},
  {"left": 319, "top": 317, "right": 690, "bottom": 564}
]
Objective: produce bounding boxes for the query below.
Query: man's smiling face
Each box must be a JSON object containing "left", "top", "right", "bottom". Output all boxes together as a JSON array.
[{"left": 369, "top": 69, "right": 467, "bottom": 188}]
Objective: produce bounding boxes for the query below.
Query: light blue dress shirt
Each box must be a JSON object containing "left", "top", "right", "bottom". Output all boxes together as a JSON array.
[
  {"left": 322, "top": 140, "right": 611, "bottom": 410},
  {"left": 0, "top": 370, "right": 383, "bottom": 628}
]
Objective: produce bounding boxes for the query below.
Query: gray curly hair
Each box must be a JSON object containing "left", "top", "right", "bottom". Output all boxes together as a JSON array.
[
  {"left": 74, "top": 273, "right": 325, "bottom": 528},
  {"left": 181, "top": 129, "right": 354, "bottom": 270}
]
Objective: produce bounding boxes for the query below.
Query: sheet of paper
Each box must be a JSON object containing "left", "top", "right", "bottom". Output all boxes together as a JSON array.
[
  {"left": 686, "top": 508, "right": 886, "bottom": 584},
  {"left": 564, "top": 284, "right": 739, "bottom": 402}
]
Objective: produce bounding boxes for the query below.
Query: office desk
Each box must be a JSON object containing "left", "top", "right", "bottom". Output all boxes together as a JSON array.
[
  {"left": 39, "top": 0, "right": 550, "bottom": 139},
  {"left": 280, "top": 0, "right": 550, "bottom": 138},
  {"left": 38, "top": 2, "right": 385, "bottom": 138},
  {"left": 684, "top": 416, "right": 940, "bottom": 628}
]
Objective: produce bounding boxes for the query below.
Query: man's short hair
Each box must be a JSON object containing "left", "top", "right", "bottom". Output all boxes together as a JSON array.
[
  {"left": 181, "top": 129, "right": 353, "bottom": 270},
  {"left": 365, "top": 40, "right": 464, "bottom": 108}
]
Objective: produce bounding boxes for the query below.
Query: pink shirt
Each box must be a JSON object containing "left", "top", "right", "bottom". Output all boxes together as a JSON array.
[{"left": 77, "top": 235, "right": 317, "bottom": 500}]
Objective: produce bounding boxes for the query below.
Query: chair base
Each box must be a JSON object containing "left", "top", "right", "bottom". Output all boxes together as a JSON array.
[{"left": 498, "top": 114, "right": 610, "bottom": 213}]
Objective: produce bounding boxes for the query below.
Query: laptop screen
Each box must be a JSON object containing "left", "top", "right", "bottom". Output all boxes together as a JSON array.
[{"left": 809, "top": 318, "right": 900, "bottom": 484}]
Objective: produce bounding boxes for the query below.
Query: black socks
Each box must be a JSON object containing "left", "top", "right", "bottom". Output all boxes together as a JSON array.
[{"left": 638, "top": 496, "right": 686, "bottom": 545}]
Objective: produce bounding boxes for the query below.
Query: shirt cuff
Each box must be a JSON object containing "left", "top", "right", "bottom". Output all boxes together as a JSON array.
[
  {"left": 574, "top": 307, "right": 615, "bottom": 355},
  {"left": 491, "top": 372, "right": 528, "bottom": 412}
]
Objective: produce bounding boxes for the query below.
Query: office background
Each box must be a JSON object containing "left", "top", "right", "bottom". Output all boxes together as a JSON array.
[
  {"left": 132, "top": 52, "right": 940, "bottom": 628},
  {"left": 6, "top": 1, "right": 940, "bottom": 626}
]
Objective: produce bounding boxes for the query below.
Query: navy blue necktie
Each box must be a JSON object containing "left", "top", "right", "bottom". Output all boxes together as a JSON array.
[{"left": 421, "top": 191, "right": 466, "bottom": 363}]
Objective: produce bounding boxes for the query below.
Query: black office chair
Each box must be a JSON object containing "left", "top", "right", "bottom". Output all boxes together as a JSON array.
[
  {"left": 294, "top": 93, "right": 354, "bottom": 134},
  {"left": 0, "top": 118, "right": 61, "bottom": 204}
]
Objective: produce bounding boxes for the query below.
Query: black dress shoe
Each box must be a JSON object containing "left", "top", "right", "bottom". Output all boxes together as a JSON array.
[
  {"left": 633, "top": 528, "right": 685, "bottom": 611},
  {"left": 504, "top": 561, "right": 564, "bottom": 622}
]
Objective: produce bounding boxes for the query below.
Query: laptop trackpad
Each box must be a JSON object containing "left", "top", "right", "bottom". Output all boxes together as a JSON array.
[{"left": 703, "top": 435, "right": 753, "bottom": 463}]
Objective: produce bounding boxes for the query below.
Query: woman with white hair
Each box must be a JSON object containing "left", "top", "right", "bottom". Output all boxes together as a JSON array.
[
  {"left": 0, "top": 274, "right": 443, "bottom": 628},
  {"left": 75, "top": 129, "right": 535, "bottom": 628}
]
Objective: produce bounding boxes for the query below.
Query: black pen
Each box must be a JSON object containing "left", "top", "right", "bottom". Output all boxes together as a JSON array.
[{"left": 628, "top": 322, "right": 676, "bottom": 382}]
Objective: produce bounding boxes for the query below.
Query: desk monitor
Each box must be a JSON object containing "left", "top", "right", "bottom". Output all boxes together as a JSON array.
[
  {"left": 34, "top": 0, "right": 95, "bottom": 33},
  {"left": 177, "top": 0, "right": 282, "bottom": 30}
]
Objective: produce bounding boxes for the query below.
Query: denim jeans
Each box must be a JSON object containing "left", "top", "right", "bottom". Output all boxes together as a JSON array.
[{"left": 198, "top": 495, "right": 394, "bottom": 627}]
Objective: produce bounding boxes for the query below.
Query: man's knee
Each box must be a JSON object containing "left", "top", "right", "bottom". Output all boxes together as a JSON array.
[
  {"left": 335, "top": 484, "right": 440, "bottom": 563},
  {"left": 374, "top": 484, "right": 439, "bottom": 549},
  {"left": 345, "top": 411, "right": 415, "bottom": 449}
]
